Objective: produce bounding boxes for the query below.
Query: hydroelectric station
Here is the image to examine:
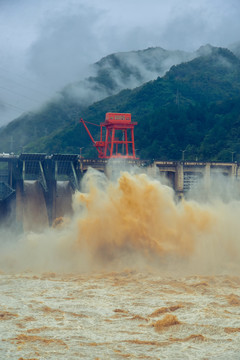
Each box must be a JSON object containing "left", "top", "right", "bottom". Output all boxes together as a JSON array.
[{"left": 0, "top": 113, "right": 240, "bottom": 228}]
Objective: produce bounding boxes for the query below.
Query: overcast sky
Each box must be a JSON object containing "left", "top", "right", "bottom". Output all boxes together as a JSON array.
[{"left": 0, "top": 0, "right": 239, "bottom": 125}]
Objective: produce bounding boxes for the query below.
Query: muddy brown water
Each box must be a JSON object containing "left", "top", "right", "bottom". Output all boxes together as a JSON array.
[{"left": 1, "top": 271, "right": 240, "bottom": 359}]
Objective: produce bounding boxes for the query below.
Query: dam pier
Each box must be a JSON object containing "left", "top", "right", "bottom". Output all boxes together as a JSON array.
[{"left": 0, "top": 153, "right": 239, "bottom": 227}]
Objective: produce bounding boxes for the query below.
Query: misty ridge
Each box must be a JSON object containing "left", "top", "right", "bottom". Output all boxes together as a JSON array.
[
  {"left": 0, "top": 45, "right": 196, "bottom": 153},
  {"left": 61, "top": 47, "right": 195, "bottom": 104},
  {"left": 57, "top": 42, "right": 240, "bottom": 107},
  {"left": 0, "top": 42, "right": 240, "bottom": 159}
]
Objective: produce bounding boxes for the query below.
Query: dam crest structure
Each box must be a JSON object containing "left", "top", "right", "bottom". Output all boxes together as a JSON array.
[{"left": 0, "top": 152, "right": 239, "bottom": 228}]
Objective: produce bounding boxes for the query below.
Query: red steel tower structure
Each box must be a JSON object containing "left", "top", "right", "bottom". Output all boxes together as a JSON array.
[{"left": 80, "top": 113, "right": 137, "bottom": 159}]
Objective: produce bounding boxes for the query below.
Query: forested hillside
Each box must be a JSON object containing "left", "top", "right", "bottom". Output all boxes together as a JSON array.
[
  {"left": 0, "top": 46, "right": 193, "bottom": 154},
  {"left": 26, "top": 47, "right": 240, "bottom": 162},
  {"left": 1, "top": 45, "right": 240, "bottom": 162}
]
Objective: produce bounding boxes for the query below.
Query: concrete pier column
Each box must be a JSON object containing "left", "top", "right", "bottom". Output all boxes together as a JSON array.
[
  {"left": 175, "top": 163, "right": 184, "bottom": 195},
  {"left": 204, "top": 163, "right": 211, "bottom": 189},
  {"left": 236, "top": 165, "right": 240, "bottom": 180},
  {"left": 45, "top": 179, "right": 57, "bottom": 226},
  {"left": 15, "top": 179, "right": 24, "bottom": 230},
  {"left": 231, "top": 163, "right": 237, "bottom": 179},
  {"left": 8, "top": 162, "right": 13, "bottom": 188},
  {"left": 147, "top": 162, "right": 158, "bottom": 178}
]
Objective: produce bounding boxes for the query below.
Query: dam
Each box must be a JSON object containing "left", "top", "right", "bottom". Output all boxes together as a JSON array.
[{"left": 0, "top": 153, "right": 239, "bottom": 227}]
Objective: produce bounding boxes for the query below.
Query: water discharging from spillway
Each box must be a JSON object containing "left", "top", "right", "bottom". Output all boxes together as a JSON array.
[
  {"left": 16, "top": 180, "right": 49, "bottom": 232},
  {"left": 1, "top": 167, "right": 240, "bottom": 359},
  {"left": 55, "top": 180, "right": 73, "bottom": 220},
  {"left": 3, "top": 167, "right": 240, "bottom": 273},
  {"left": 15, "top": 180, "right": 73, "bottom": 232}
]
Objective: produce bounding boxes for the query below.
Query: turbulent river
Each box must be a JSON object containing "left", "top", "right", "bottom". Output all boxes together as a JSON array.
[{"left": 0, "top": 167, "right": 240, "bottom": 359}]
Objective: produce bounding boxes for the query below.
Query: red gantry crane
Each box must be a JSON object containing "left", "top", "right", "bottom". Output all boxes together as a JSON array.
[{"left": 80, "top": 113, "right": 138, "bottom": 159}]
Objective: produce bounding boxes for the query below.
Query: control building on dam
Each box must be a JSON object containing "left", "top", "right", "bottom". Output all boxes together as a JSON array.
[{"left": 0, "top": 153, "right": 239, "bottom": 228}]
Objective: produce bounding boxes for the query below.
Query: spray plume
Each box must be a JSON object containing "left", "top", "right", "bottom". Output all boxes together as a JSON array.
[{"left": 0, "top": 166, "right": 240, "bottom": 274}]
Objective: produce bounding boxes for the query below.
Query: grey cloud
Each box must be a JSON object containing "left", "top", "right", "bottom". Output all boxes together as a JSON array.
[
  {"left": 0, "top": 99, "right": 6, "bottom": 111},
  {"left": 27, "top": 9, "right": 103, "bottom": 90},
  {"left": 0, "top": 0, "right": 240, "bottom": 126}
]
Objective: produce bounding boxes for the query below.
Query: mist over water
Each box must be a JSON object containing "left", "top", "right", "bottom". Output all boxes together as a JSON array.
[{"left": 0, "top": 164, "right": 240, "bottom": 275}]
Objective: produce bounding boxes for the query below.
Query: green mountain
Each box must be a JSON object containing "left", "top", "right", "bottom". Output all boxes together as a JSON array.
[
  {"left": 26, "top": 46, "right": 240, "bottom": 162},
  {"left": 0, "top": 47, "right": 193, "bottom": 154},
  {"left": 1, "top": 45, "right": 240, "bottom": 162}
]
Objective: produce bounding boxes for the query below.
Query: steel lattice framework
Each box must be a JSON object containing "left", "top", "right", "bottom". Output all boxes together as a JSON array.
[{"left": 80, "top": 113, "right": 137, "bottom": 159}]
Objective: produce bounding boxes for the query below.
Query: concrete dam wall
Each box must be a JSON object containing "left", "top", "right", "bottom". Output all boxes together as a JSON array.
[{"left": 0, "top": 153, "right": 240, "bottom": 230}]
